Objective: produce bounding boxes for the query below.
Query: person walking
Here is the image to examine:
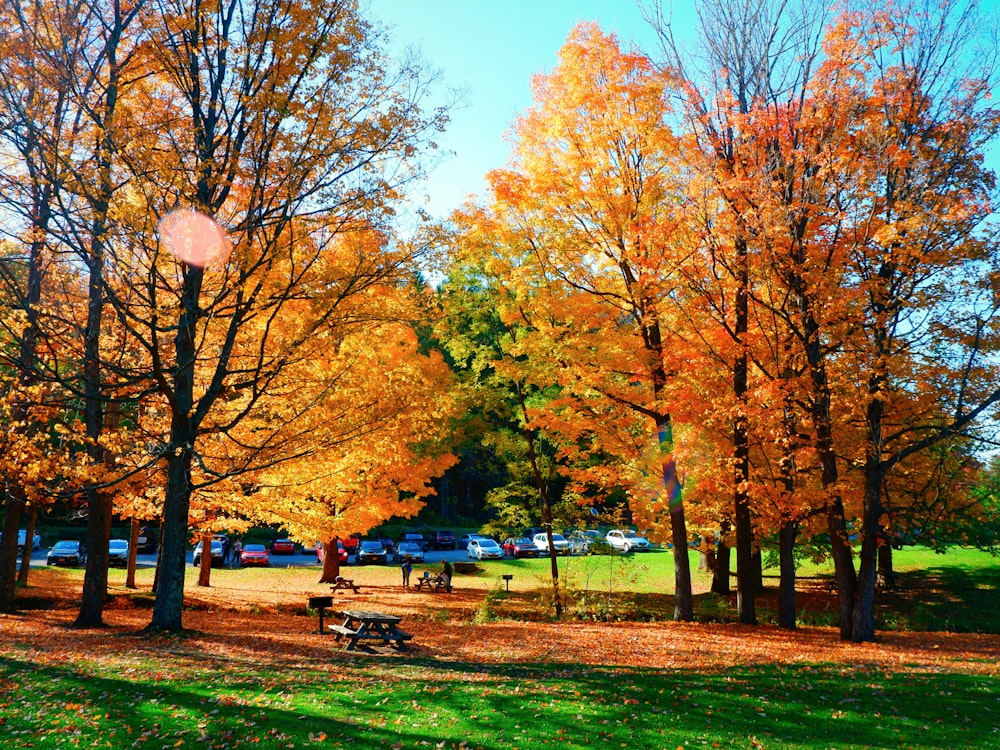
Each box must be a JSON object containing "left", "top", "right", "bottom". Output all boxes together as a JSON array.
[{"left": 400, "top": 556, "right": 413, "bottom": 588}]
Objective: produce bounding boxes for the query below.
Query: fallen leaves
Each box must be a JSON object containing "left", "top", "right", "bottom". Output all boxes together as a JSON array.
[{"left": 2, "top": 567, "right": 998, "bottom": 681}]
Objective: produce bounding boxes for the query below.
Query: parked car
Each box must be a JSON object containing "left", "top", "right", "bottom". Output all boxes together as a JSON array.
[
  {"left": 397, "top": 531, "right": 429, "bottom": 551},
  {"left": 342, "top": 536, "right": 360, "bottom": 555},
  {"left": 316, "top": 541, "right": 348, "bottom": 564},
  {"left": 502, "top": 537, "right": 540, "bottom": 558},
  {"left": 430, "top": 530, "right": 456, "bottom": 550},
  {"left": 15, "top": 530, "right": 42, "bottom": 554},
  {"left": 192, "top": 539, "right": 224, "bottom": 567},
  {"left": 136, "top": 526, "right": 157, "bottom": 553},
  {"left": 270, "top": 538, "right": 296, "bottom": 554},
  {"left": 605, "top": 529, "right": 651, "bottom": 553},
  {"left": 569, "top": 530, "right": 613, "bottom": 555},
  {"left": 240, "top": 543, "right": 271, "bottom": 567},
  {"left": 533, "top": 532, "right": 570, "bottom": 555},
  {"left": 458, "top": 533, "right": 484, "bottom": 548},
  {"left": 467, "top": 537, "right": 504, "bottom": 560},
  {"left": 108, "top": 539, "right": 129, "bottom": 567},
  {"left": 356, "top": 540, "right": 388, "bottom": 565},
  {"left": 378, "top": 537, "right": 397, "bottom": 559},
  {"left": 395, "top": 541, "right": 425, "bottom": 562},
  {"left": 47, "top": 540, "right": 86, "bottom": 567}
]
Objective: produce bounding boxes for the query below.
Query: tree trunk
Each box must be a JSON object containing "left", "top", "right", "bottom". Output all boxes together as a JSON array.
[
  {"left": 0, "top": 496, "right": 26, "bottom": 612},
  {"left": 16, "top": 507, "right": 38, "bottom": 585},
  {"left": 711, "top": 523, "right": 732, "bottom": 594},
  {"left": 778, "top": 520, "right": 798, "bottom": 629},
  {"left": 0, "top": 174, "right": 51, "bottom": 611},
  {"left": 318, "top": 538, "right": 342, "bottom": 583},
  {"left": 733, "top": 236, "right": 756, "bottom": 625},
  {"left": 74, "top": 237, "right": 110, "bottom": 629},
  {"left": 877, "top": 543, "right": 895, "bottom": 590},
  {"left": 148, "top": 447, "right": 195, "bottom": 631},
  {"left": 197, "top": 529, "right": 213, "bottom": 587},
  {"left": 660, "top": 419, "right": 693, "bottom": 621},
  {"left": 75, "top": 487, "right": 113, "bottom": 627},
  {"left": 126, "top": 517, "right": 139, "bottom": 589},
  {"left": 803, "top": 308, "right": 857, "bottom": 639},
  {"left": 852, "top": 405, "right": 887, "bottom": 643}
]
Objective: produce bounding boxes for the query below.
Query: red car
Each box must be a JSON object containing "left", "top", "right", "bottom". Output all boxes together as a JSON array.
[
  {"left": 317, "top": 540, "right": 348, "bottom": 564},
  {"left": 270, "top": 538, "right": 296, "bottom": 554},
  {"left": 502, "top": 537, "right": 540, "bottom": 558},
  {"left": 240, "top": 543, "right": 270, "bottom": 567}
]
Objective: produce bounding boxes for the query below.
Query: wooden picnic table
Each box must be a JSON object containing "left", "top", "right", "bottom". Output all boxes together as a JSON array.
[
  {"left": 413, "top": 574, "right": 446, "bottom": 592},
  {"left": 329, "top": 609, "right": 413, "bottom": 651},
  {"left": 330, "top": 576, "right": 360, "bottom": 593}
]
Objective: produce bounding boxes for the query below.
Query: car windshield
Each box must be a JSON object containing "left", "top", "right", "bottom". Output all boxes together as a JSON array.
[
  {"left": 479, "top": 539, "right": 499, "bottom": 549},
  {"left": 399, "top": 542, "right": 420, "bottom": 551},
  {"left": 244, "top": 544, "right": 266, "bottom": 552},
  {"left": 52, "top": 542, "right": 77, "bottom": 551},
  {"left": 109, "top": 540, "right": 128, "bottom": 550},
  {"left": 513, "top": 538, "right": 532, "bottom": 544},
  {"left": 360, "top": 541, "right": 382, "bottom": 550},
  {"left": 624, "top": 531, "right": 641, "bottom": 538},
  {"left": 551, "top": 534, "right": 567, "bottom": 542}
]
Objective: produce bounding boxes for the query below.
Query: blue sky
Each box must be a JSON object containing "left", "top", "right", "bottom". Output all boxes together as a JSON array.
[
  {"left": 371, "top": 1, "right": 671, "bottom": 219},
  {"left": 371, "top": 1, "right": 1000, "bottom": 222}
]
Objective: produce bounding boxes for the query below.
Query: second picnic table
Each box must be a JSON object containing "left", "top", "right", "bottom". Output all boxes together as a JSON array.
[{"left": 329, "top": 609, "right": 412, "bottom": 651}]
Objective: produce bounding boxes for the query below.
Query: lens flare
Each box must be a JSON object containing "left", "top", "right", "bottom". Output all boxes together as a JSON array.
[{"left": 158, "top": 209, "right": 231, "bottom": 268}]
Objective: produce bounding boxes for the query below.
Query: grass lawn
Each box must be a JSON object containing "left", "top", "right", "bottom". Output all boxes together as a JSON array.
[{"left": 1, "top": 546, "right": 997, "bottom": 749}]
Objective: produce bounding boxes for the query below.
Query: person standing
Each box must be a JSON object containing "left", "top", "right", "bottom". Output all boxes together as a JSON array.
[
  {"left": 401, "top": 556, "right": 413, "bottom": 588},
  {"left": 441, "top": 559, "right": 453, "bottom": 593},
  {"left": 231, "top": 538, "right": 243, "bottom": 567}
]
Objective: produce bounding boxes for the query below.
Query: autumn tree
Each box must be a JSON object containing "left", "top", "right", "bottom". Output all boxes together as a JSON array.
[
  {"left": 247, "top": 309, "right": 457, "bottom": 584},
  {"left": 825, "top": 2, "right": 1000, "bottom": 641},
  {"left": 436, "top": 268, "right": 574, "bottom": 617},
  {"left": 0, "top": 1, "right": 150, "bottom": 616},
  {"left": 128, "top": 0, "right": 451, "bottom": 630},
  {"left": 451, "top": 24, "right": 698, "bottom": 620}
]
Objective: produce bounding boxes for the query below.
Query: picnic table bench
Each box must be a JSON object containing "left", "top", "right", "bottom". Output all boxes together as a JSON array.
[{"left": 330, "top": 609, "right": 412, "bottom": 651}]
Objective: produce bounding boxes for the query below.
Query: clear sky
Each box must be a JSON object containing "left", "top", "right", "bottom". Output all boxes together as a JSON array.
[{"left": 370, "top": 0, "right": 669, "bottom": 220}]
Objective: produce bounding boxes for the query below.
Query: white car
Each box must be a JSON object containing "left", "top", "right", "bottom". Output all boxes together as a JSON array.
[
  {"left": 532, "top": 532, "right": 570, "bottom": 555},
  {"left": 467, "top": 538, "right": 504, "bottom": 560},
  {"left": 605, "top": 529, "right": 651, "bottom": 552}
]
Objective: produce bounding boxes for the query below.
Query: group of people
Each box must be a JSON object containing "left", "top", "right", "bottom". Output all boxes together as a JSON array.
[
  {"left": 400, "top": 557, "right": 452, "bottom": 592},
  {"left": 223, "top": 538, "right": 243, "bottom": 567}
]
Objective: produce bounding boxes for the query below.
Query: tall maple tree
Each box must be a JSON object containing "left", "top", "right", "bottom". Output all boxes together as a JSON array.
[{"left": 453, "top": 24, "right": 698, "bottom": 620}]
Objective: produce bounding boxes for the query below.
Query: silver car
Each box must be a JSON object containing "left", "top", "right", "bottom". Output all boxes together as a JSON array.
[
  {"left": 533, "top": 532, "right": 570, "bottom": 555},
  {"left": 396, "top": 541, "right": 425, "bottom": 562},
  {"left": 605, "top": 529, "right": 651, "bottom": 552},
  {"left": 108, "top": 539, "right": 129, "bottom": 567},
  {"left": 467, "top": 538, "right": 504, "bottom": 560}
]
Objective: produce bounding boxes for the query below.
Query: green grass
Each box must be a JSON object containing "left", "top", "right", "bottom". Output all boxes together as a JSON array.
[
  {"left": 1, "top": 652, "right": 996, "bottom": 749},
  {"left": 3, "top": 546, "right": 998, "bottom": 748},
  {"left": 461, "top": 546, "right": 1000, "bottom": 632}
]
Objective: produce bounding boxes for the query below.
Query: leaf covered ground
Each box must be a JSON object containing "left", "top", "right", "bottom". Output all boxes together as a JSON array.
[
  {"left": 4, "top": 566, "right": 998, "bottom": 677},
  {"left": 2, "top": 566, "right": 999, "bottom": 750}
]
